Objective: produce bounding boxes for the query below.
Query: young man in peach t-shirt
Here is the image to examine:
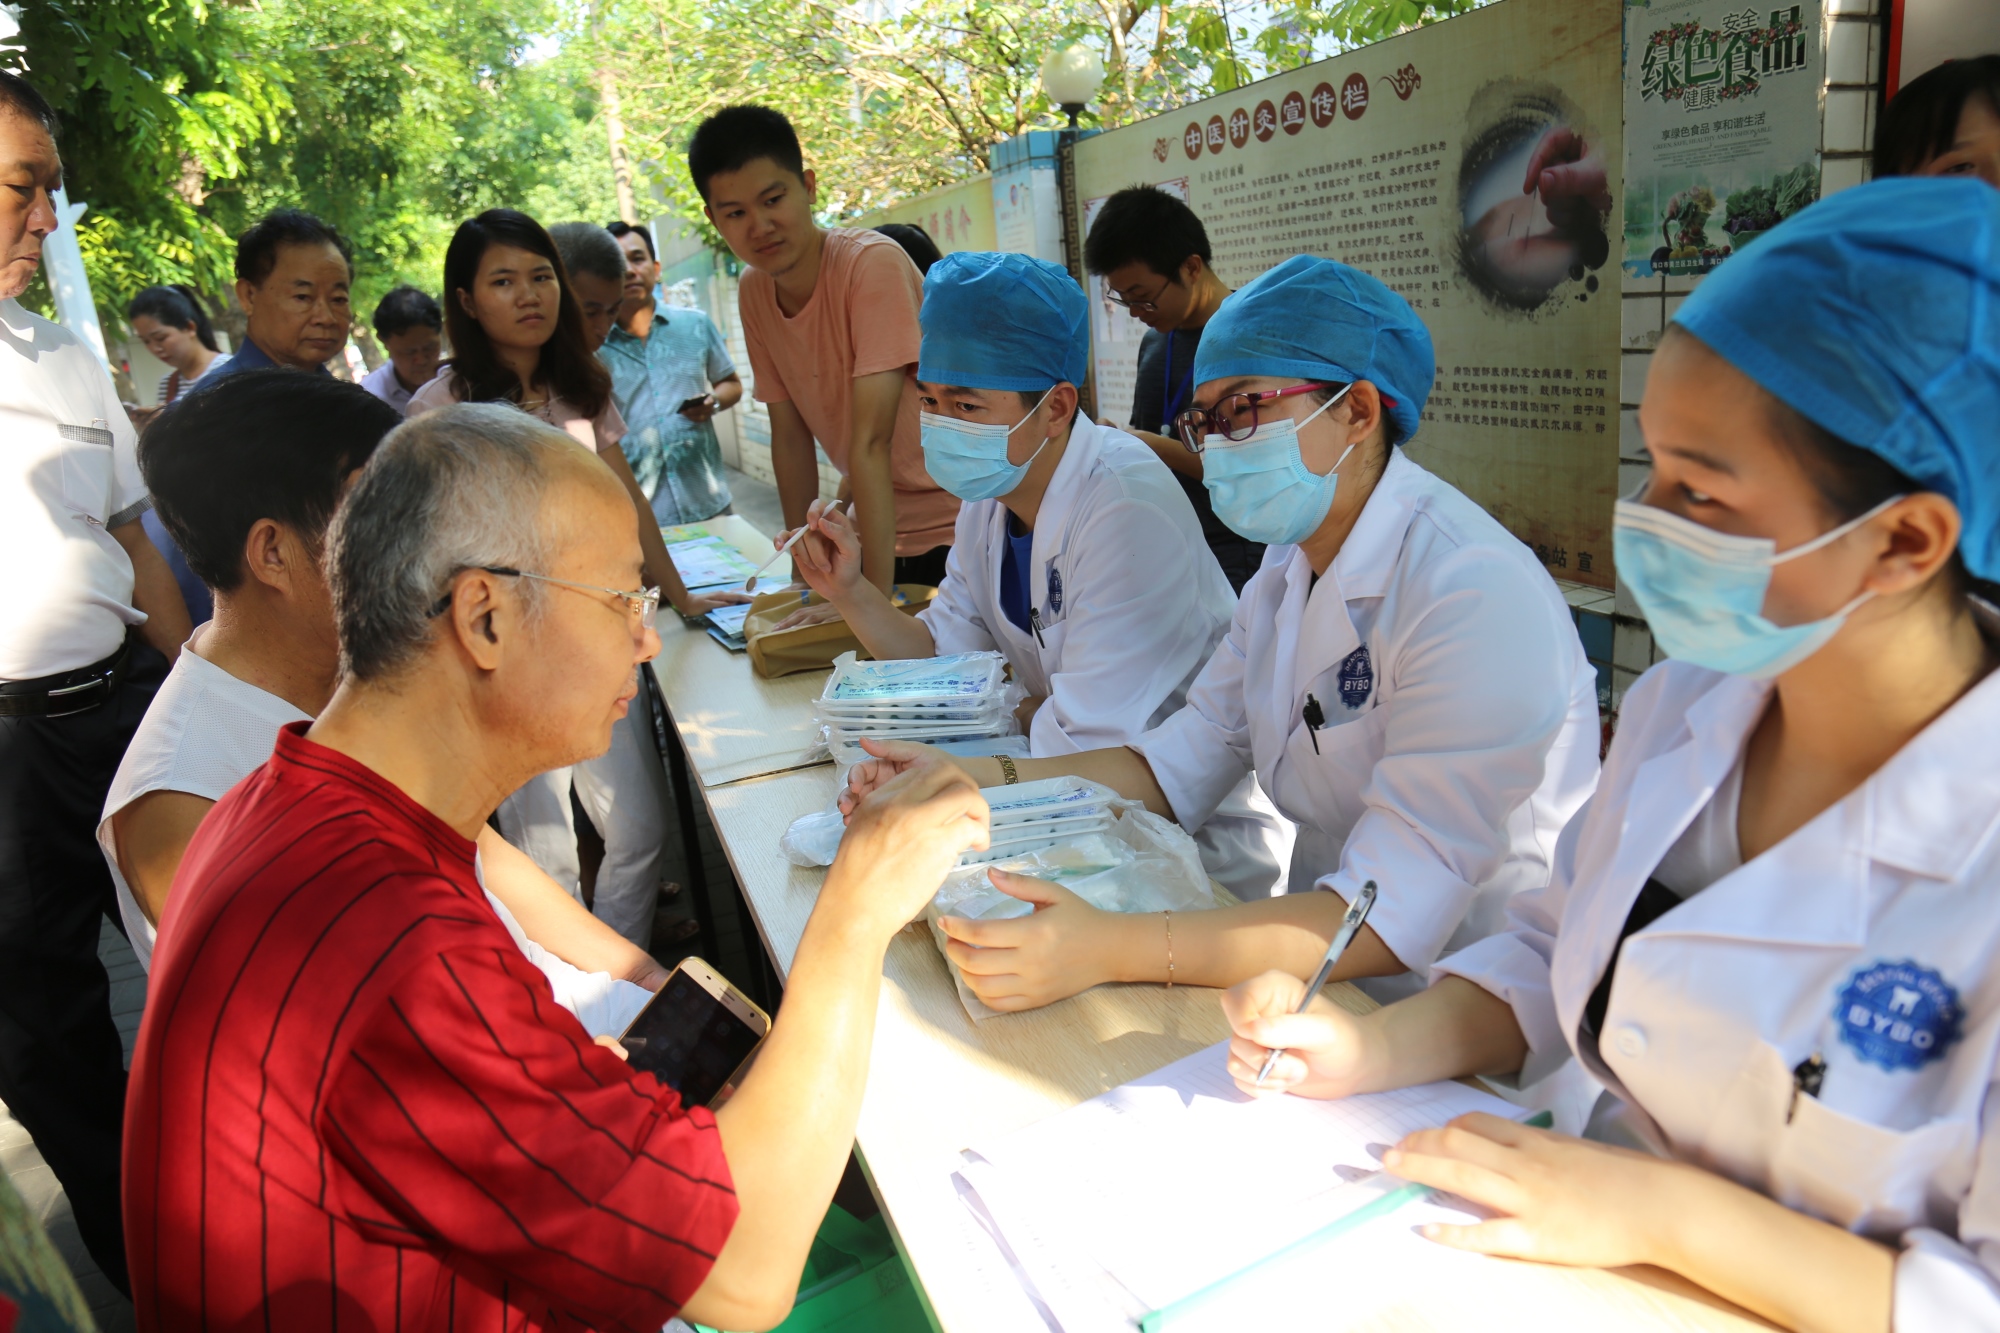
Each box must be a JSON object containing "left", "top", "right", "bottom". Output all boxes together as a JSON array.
[{"left": 690, "top": 106, "right": 958, "bottom": 616}]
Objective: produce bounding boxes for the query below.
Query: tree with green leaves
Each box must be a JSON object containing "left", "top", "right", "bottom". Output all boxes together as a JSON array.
[
  {"left": 6, "top": 0, "right": 1478, "bottom": 331},
  {"left": 597, "top": 0, "right": 1483, "bottom": 233},
  {"left": 7, "top": 0, "right": 288, "bottom": 313},
  {"left": 6, "top": 0, "right": 619, "bottom": 331}
]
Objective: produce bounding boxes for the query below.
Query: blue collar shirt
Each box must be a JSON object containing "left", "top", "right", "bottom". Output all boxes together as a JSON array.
[{"left": 601, "top": 301, "right": 738, "bottom": 525}]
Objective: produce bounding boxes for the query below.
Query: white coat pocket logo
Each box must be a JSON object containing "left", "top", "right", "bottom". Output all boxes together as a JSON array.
[
  {"left": 1046, "top": 564, "right": 1063, "bottom": 615},
  {"left": 1337, "top": 645, "right": 1373, "bottom": 710},
  {"left": 1835, "top": 961, "right": 1962, "bottom": 1073}
]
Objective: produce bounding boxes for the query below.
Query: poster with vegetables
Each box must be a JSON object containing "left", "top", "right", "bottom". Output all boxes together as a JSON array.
[{"left": 1622, "top": 0, "right": 1823, "bottom": 279}]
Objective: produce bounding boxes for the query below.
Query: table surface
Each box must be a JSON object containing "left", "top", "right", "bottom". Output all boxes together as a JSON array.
[
  {"left": 655, "top": 517, "right": 829, "bottom": 788},
  {"left": 653, "top": 521, "right": 1774, "bottom": 1333}
]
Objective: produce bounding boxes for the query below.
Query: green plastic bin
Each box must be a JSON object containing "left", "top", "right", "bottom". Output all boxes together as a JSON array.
[{"left": 693, "top": 1203, "right": 935, "bottom": 1333}]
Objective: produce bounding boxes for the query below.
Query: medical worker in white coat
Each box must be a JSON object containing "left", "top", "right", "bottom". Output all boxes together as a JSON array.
[
  {"left": 791, "top": 250, "right": 1288, "bottom": 900},
  {"left": 843, "top": 255, "right": 1601, "bottom": 1013},
  {"left": 1221, "top": 179, "right": 2000, "bottom": 1333}
]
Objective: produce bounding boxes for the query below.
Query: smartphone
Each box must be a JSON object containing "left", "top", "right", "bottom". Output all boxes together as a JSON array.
[
  {"left": 676, "top": 393, "right": 712, "bottom": 414},
  {"left": 618, "top": 957, "right": 771, "bottom": 1109}
]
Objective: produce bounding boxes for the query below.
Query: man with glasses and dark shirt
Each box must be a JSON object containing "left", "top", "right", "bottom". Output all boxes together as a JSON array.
[{"left": 1084, "top": 187, "right": 1262, "bottom": 592}]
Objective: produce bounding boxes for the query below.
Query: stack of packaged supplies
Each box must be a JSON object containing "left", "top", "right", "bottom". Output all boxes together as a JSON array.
[
  {"left": 813, "top": 651, "right": 1020, "bottom": 764},
  {"left": 965, "top": 777, "right": 1117, "bottom": 864}
]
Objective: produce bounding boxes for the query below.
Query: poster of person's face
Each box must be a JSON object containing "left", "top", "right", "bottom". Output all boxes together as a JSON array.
[
  {"left": 1072, "top": 0, "right": 1623, "bottom": 586},
  {"left": 1454, "top": 87, "right": 1612, "bottom": 311}
]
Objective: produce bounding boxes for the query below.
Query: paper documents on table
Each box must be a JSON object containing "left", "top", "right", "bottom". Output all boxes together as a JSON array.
[
  {"left": 704, "top": 602, "right": 753, "bottom": 650},
  {"left": 953, "top": 1040, "right": 1525, "bottom": 1333},
  {"left": 668, "top": 534, "right": 762, "bottom": 592}
]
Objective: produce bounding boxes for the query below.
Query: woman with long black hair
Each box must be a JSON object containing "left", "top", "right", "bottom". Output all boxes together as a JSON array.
[
  {"left": 409, "top": 209, "right": 745, "bottom": 948},
  {"left": 408, "top": 209, "right": 742, "bottom": 619}
]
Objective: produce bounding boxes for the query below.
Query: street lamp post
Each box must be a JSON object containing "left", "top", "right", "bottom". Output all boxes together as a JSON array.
[
  {"left": 1040, "top": 41, "right": 1105, "bottom": 307},
  {"left": 1040, "top": 42, "right": 1104, "bottom": 413}
]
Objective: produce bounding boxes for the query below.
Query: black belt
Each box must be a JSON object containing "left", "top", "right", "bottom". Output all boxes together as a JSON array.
[{"left": 0, "top": 636, "right": 135, "bottom": 718}]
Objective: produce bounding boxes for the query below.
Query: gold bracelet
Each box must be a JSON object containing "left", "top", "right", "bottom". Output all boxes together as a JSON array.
[
  {"left": 1163, "top": 909, "right": 1174, "bottom": 988},
  {"left": 997, "top": 756, "right": 1019, "bottom": 785}
]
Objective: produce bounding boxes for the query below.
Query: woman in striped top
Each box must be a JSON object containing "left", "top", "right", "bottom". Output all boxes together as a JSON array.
[{"left": 127, "top": 284, "right": 230, "bottom": 410}]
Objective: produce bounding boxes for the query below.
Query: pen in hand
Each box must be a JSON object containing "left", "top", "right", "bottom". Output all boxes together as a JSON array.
[{"left": 1254, "top": 879, "right": 1378, "bottom": 1087}]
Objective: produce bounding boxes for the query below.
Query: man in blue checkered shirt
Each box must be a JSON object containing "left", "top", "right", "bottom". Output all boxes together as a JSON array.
[{"left": 603, "top": 222, "right": 745, "bottom": 525}]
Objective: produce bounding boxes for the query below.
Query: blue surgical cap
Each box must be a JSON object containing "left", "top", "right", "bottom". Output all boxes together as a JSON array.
[
  {"left": 1193, "top": 255, "right": 1434, "bottom": 444},
  {"left": 1674, "top": 177, "right": 2000, "bottom": 580},
  {"left": 918, "top": 251, "right": 1090, "bottom": 393}
]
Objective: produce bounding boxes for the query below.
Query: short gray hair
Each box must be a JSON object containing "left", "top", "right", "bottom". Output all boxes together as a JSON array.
[
  {"left": 329, "top": 404, "right": 574, "bottom": 681},
  {"left": 549, "top": 221, "right": 627, "bottom": 285}
]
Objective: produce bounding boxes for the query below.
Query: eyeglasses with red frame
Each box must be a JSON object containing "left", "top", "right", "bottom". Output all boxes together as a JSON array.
[{"left": 1172, "top": 382, "right": 1341, "bottom": 454}]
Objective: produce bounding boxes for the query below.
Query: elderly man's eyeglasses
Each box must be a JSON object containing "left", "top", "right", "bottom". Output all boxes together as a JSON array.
[
  {"left": 1173, "top": 382, "right": 1343, "bottom": 454},
  {"left": 428, "top": 566, "right": 661, "bottom": 631}
]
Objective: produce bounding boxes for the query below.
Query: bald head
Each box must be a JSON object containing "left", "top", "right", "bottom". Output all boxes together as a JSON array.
[{"left": 328, "top": 404, "right": 628, "bottom": 682}]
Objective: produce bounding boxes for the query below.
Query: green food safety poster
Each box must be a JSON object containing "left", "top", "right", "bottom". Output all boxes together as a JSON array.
[{"left": 1622, "top": 0, "right": 1825, "bottom": 279}]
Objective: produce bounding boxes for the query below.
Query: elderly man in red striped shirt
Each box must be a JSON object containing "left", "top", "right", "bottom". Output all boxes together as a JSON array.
[{"left": 123, "top": 402, "right": 990, "bottom": 1333}]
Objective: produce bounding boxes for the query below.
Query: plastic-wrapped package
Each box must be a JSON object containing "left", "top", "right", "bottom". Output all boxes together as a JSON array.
[
  {"left": 778, "top": 775, "right": 1228, "bottom": 1022},
  {"left": 780, "top": 806, "right": 848, "bottom": 868},
  {"left": 780, "top": 772, "right": 1117, "bottom": 870},
  {"left": 924, "top": 805, "right": 1226, "bottom": 1021}
]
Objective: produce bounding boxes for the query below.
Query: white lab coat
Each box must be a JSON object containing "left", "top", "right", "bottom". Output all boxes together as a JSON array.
[
  {"left": 1440, "top": 626, "right": 2000, "bottom": 1329},
  {"left": 1133, "top": 449, "right": 1602, "bottom": 1002},
  {"left": 919, "top": 417, "right": 1292, "bottom": 899}
]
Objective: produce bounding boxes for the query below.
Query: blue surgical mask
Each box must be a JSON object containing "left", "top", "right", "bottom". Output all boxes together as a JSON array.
[
  {"left": 1612, "top": 495, "right": 1900, "bottom": 679},
  {"left": 1200, "top": 385, "right": 1354, "bottom": 546},
  {"left": 920, "top": 390, "right": 1054, "bottom": 502}
]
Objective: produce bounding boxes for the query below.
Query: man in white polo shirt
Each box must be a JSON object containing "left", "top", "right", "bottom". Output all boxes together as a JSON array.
[{"left": 0, "top": 70, "right": 192, "bottom": 1294}]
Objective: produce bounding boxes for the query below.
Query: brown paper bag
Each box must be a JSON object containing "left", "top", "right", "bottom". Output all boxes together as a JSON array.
[{"left": 744, "top": 585, "right": 939, "bottom": 679}]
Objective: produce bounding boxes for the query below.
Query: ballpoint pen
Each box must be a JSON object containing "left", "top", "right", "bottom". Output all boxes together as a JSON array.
[
  {"left": 744, "top": 499, "right": 846, "bottom": 592},
  {"left": 1255, "top": 879, "right": 1377, "bottom": 1086}
]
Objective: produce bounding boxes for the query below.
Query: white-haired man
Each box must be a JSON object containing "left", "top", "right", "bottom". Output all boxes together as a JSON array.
[{"left": 124, "top": 404, "right": 988, "bottom": 1332}]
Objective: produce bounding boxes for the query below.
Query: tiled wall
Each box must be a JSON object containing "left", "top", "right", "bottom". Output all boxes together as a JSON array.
[{"left": 1610, "top": 0, "right": 1882, "bottom": 720}]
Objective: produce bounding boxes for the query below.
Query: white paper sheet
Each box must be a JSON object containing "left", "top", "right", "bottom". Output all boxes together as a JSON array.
[{"left": 953, "top": 1040, "right": 1521, "bottom": 1330}]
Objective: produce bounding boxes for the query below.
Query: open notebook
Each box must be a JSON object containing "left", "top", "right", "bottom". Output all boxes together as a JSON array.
[{"left": 953, "top": 1040, "right": 1529, "bottom": 1332}]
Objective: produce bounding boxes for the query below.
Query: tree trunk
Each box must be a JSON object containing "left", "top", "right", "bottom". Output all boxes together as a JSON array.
[{"left": 599, "top": 64, "right": 641, "bottom": 225}]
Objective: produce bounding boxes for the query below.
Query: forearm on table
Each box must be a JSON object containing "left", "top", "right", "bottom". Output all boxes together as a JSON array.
[
  {"left": 1646, "top": 1158, "right": 1894, "bottom": 1333},
  {"left": 1106, "top": 895, "right": 1403, "bottom": 990},
  {"left": 829, "top": 582, "right": 934, "bottom": 660},
  {"left": 475, "top": 826, "right": 657, "bottom": 981},
  {"left": 947, "top": 746, "right": 1173, "bottom": 817},
  {"left": 598, "top": 444, "right": 694, "bottom": 607},
  {"left": 693, "top": 917, "right": 889, "bottom": 1328},
  {"left": 846, "top": 436, "right": 898, "bottom": 594},
  {"left": 114, "top": 520, "right": 191, "bottom": 661}
]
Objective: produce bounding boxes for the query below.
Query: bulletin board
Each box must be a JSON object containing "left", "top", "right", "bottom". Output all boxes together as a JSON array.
[{"left": 1072, "top": 0, "right": 1624, "bottom": 585}]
